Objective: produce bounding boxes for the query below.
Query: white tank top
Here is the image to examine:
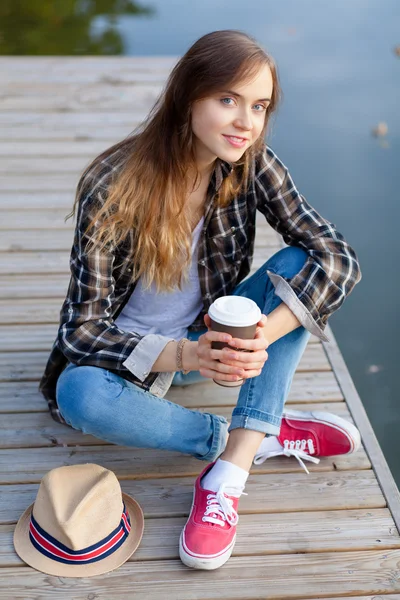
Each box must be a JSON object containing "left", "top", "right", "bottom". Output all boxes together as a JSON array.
[{"left": 114, "top": 217, "right": 205, "bottom": 341}]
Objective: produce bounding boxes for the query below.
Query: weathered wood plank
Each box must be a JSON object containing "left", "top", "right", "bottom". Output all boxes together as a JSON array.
[
  {"left": 323, "top": 326, "right": 400, "bottom": 537},
  {"left": 0, "top": 157, "right": 94, "bottom": 172},
  {"left": 0, "top": 376, "right": 333, "bottom": 413},
  {"left": 1, "top": 212, "right": 75, "bottom": 230},
  {"left": 0, "top": 230, "right": 74, "bottom": 252},
  {"left": 0, "top": 225, "right": 279, "bottom": 250},
  {"left": 0, "top": 56, "right": 176, "bottom": 81},
  {"left": 0, "top": 322, "right": 320, "bottom": 351},
  {"left": 1, "top": 508, "right": 398, "bottom": 567},
  {"left": 0, "top": 176, "right": 76, "bottom": 192},
  {"left": 0, "top": 275, "right": 69, "bottom": 299},
  {"left": 0, "top": 469, "right": 382, "bottom": 525},
  {"left": 0, "top": 442, "right": 371, "bottom": 484},
  {"left": 0, "top": 248, "right": 282, "bottom": 276},
  {"left": 0, "top": 256, "right": 274, "bottom": 298},
  {"left": 0, "top": 192, "right": 74, "bottom": 210},
  {"left": 1, "top": 127, "right": 131, "bottom": 141},
  {"left": 1, "top": 550, "right": 400, "bottom": 599},
  {"left": 0, "top": 401, "right": 353, "bottom": 449},
  {"left": 0, "top": 85, "right": 166, "bottom": 113},
  {"left": 0, "top": 346, "right": 331, "bottom": 382}
]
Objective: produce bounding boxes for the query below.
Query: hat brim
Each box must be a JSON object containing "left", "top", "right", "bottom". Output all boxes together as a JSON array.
[{"left": 13, "top": 493, "right": 144, "bottom": 578}]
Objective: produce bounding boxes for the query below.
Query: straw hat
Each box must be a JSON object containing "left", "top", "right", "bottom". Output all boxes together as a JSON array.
[{"left": 13, "top": 463, "right": 144, "bottom": 577}]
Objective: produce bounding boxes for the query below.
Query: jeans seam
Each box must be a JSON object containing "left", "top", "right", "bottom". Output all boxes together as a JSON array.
[{"left": 201, "top": 415, "right": 226, "bottom": 461}]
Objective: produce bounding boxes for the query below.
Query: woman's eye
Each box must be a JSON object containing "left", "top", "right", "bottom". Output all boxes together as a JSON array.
[{"left": 220, "top": 98, "right": 267, "bottom": 111}]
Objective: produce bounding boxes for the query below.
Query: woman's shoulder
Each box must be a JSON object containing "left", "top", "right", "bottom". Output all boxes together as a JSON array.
[
  {"left": 255, "top": 141, "right": 288, "bottom": 174},
  {"left": 78, "top": 146, "right": 126, "bottom": 199}
]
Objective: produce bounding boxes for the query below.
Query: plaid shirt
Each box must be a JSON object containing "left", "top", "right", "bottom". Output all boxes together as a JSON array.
[{"left": 39, "top": 142, "right": 362, "bottom": 425}]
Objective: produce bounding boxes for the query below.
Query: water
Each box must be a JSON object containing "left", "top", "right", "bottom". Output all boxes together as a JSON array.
[{"left": 2, "top": 1, "right": 399, "bottom": 484}]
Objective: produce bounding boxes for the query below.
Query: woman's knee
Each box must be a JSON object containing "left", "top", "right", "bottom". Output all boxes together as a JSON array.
[
  {"left": 268, "top": 246, "right": 308, "bottom": 280},
  {"left": 56, "top": 364, "right": 123, "bottom": 429}
]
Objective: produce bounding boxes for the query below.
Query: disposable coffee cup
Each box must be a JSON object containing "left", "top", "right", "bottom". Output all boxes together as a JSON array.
[{"left": 208, "top": 296, "right": 262, "bottom": 387}]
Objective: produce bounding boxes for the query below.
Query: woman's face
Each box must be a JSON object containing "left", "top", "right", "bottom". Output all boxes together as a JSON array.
[{"left": 191, "top": 63, "right": 273, "bottom": 171}]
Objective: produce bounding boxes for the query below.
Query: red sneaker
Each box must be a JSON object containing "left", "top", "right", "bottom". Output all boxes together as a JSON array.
[
  {"left": 253, "top": 409, "right": 361, "bottom": 474},
  {"left": 179, "top": 461, "right": 247, "bottom": 570}
]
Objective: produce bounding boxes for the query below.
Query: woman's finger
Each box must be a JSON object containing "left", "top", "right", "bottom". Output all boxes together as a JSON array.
[{"left": 228, "top": 335, "right": 268, "bottom": 351}]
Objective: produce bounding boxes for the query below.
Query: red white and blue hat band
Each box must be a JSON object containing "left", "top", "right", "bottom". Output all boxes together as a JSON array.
[{"left": 29, "top": 502, "right": 131, "bottom": 565}]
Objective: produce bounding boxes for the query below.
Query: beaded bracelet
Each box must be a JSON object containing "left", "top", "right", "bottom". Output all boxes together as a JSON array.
[{"left": 176, "top": 338, "right": 191, "bottom": 374}]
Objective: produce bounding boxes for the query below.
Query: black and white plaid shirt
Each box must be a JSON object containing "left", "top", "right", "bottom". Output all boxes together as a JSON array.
[{"left": 39, "top": 142, "right": 362, "bottom": 425}]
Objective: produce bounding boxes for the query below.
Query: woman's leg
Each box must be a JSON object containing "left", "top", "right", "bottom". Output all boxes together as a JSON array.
[
  {"left": 229, "top": 246, "right": 311, "bottom": 432},
  {"left": 171, "top": 246, "right": 311, "bottom": 467},
  {"left": 56, "top": 362, "right": 228, "bottom": 462},
  {"left": 218, "top": 246, "right": 311, "bottom": 470}
]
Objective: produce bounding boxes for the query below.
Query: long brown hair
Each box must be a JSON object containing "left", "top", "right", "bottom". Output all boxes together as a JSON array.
[{"left": 66, "top": 29, "right": 282, "bottom": 293}]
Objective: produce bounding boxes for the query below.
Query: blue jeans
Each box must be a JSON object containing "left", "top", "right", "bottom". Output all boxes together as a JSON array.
[{"left": 56, "top": 246, "right": 311, "bottom": 462}]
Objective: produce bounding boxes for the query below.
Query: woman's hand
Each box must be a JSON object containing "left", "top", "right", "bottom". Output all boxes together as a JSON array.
[{"left": 196, "top": 313, "right": 269, "bottom": 382}]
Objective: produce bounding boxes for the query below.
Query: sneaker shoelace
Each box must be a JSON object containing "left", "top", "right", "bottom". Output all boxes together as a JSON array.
[
  {"left": 254, "top": 438, "right": 321, "bottom": 475},
  {"left": 202, "top": 482, "right": 248, "bottom": 527}
]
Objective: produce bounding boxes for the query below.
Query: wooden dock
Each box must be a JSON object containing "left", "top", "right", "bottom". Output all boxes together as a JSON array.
[{"left": 1, "top": 57, "right": 400, "bottom": 599}]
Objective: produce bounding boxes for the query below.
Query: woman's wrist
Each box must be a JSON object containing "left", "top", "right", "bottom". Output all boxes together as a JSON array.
[{"left": 182, "top": 341, "right": 200, "bottom": 371}]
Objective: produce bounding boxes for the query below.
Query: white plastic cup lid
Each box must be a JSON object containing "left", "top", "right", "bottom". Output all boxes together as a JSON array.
[{"left": 208, "top": 296, "right": 261, "bottom": 327}]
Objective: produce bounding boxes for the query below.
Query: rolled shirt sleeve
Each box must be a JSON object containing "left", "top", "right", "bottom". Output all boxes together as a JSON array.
[
  {"left": 255, "top": 144, "right": 362, "bottom": 342},
  {"left": 122, "top": 334, "right": 174, "bottom": 381}
]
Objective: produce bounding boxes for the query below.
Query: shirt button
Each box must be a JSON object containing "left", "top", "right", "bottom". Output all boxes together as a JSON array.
[
  {"left": 231, "top": 226, "right": 236, "bottom": 232},
  {"left": 68, "top": 308, "right": 73, "bottom": 314},
  {"left": 200, "top": 259, "right": 205, "bottom": 265}
]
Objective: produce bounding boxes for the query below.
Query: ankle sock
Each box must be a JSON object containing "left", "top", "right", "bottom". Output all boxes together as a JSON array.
[
  {"left": 256, "top": 436, "right": 283, "bottom": 455},
  {"left": 201, "top": 458, "right": 249, "bottom": 497}
]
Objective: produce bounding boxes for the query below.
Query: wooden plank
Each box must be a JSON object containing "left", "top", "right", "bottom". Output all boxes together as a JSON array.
[
  {"left": 0, "top": 378, "right": 336, "bottom": 415},
  {"left": 0, "top": 212, "right": 75, "bottom": 230},
  {"left": 0, "top": 176, "right": 76, "bottom": 192},
  {"left": 0, "top": 471, "right": 386, "bottom": 523},
  {"left": 0, "top": 442, "right": 371, "bottom": 484},
  {"left": 0, "top": 111, "right": 157, "bottom": 127},
  {"left": 0, "top": 230, "right": 74, "bottom": 252},
  {"left": 0, "top": 248, "right": 286, "bottom": 276},
  {"left": 0, "top": 157, "right": 95, "bottom": 172},
  {"left": 0, "top": 346, "right": 331, "bottom": 382},
  {"left": 2, "top": 508, "right": 399, "bottom": 567},
  {"left": 0, "top": 260, "right": 274, "bottom": 297},
  {"left": 0, "top": 322, "right": 316, "bottom": 351},
  {"left": 0, "top": 141, "right": 110, "bottom": 156},
  {"left": 0, "top": 85, "right": 165, "bottom": 112},
  {"left": 322, "top": 324, "right": 400, "bottom": 537},
  {"left": 0, "top": 192, "right": 73, "bottom": 210},
  {"left": 1, "top": 550, "right": 400, "bottom": 598},
  {"left": 0, "top": 56, "right": 177, "bottom": 81},
  {"left": 0, "top": 399, "right": 353, "bottom": 449},
  {"left": 0, "top": 127, "right": 131, "bottom": 141},
  {"left": 0, "top": 225, "right": 279, "bottom": 250},
  {"left": 0, "top": 252, "right": 70, "bottom": 275},
  {"left": 0, "top": 275, "right": 69, "bottom": 299},
  {"left": 170, "top": 373, "right": 339, "bottom": 408}
]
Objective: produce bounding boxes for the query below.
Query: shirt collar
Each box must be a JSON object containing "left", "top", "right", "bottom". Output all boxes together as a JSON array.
[{"left": 214, "top": 158, "right": 235, "bottom": 191}]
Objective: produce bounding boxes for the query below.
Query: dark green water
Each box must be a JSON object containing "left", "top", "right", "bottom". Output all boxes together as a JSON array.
[{"left": 2, "top": 1, "right": 399, "bottom": 484}]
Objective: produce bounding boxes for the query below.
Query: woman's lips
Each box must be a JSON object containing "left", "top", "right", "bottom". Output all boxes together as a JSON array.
[{"left": 222, "top": 134, "right": 248, "bottom": 148}]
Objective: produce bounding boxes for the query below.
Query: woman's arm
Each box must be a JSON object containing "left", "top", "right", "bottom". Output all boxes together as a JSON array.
[
  {"left": 255, "top": 144, "right": 362, "bottom": 342},
  {"left": 58, "top": 167, "right": 175, "bottom": 383}
]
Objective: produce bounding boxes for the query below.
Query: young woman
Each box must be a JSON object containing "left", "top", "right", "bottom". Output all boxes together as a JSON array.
[{"left": 39, "top": 30, "right": 362, "bottom": 570}]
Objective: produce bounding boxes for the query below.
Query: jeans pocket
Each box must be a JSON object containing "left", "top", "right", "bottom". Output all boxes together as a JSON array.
[{"left": 104, "top": 370, "right": 126, "bottom": 400}]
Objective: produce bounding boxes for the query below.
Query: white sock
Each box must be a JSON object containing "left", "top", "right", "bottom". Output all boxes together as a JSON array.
[
  {"left": 256, "top": 435, "right": 283, "bottom": 454},
  {"left": 201, "top": 458, "right": 249, "bottom": 497}
]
